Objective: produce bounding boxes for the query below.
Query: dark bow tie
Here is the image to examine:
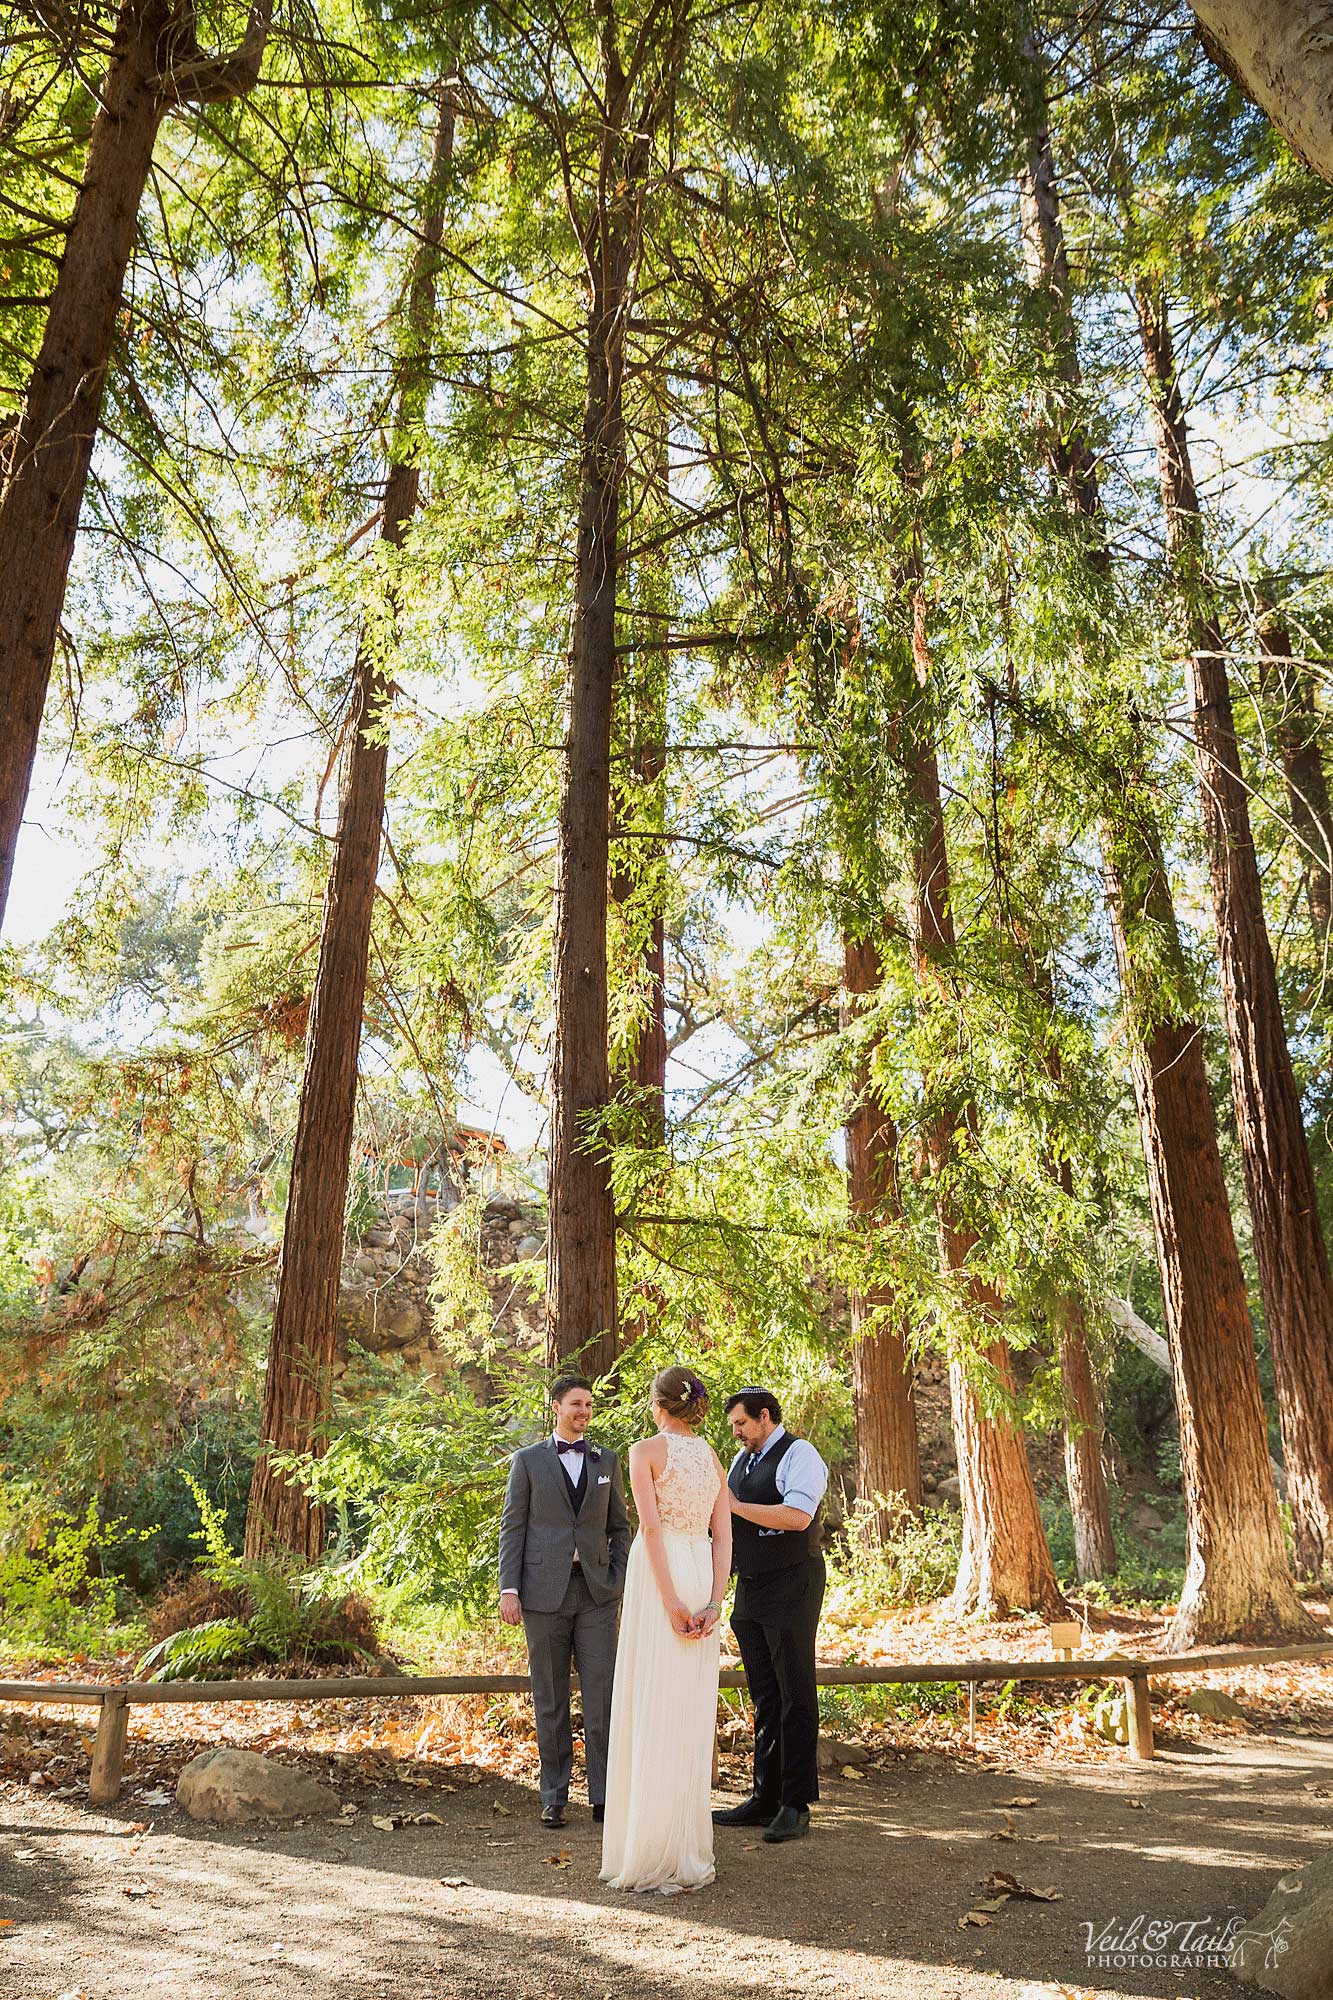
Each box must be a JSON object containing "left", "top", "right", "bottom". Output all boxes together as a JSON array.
[{"left": 556, "top": 1438, "right": 588, "bottom": 1456}]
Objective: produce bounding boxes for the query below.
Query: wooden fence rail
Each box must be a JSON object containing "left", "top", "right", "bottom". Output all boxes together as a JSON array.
[{"left": 3, "top": 1639, "right": 1331, "bottom": 1806}]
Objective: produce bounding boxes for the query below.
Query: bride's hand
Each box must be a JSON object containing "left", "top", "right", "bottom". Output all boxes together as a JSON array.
[{"left": 669, "top": 1602, "right": 697, "bottom": 1637}]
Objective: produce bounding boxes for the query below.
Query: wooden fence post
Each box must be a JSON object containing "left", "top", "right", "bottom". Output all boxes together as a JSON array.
[
  {"left": 89, "top": 1692, "right": 129, "bottom": 1804},
  {"left": 1123, "top": 1674, "right": 1154, "bottom": 1762}
]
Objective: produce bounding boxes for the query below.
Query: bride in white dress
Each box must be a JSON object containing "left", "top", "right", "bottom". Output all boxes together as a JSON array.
[{"left": 600, "top": 1366, "right": 731, "bottom": 1894}]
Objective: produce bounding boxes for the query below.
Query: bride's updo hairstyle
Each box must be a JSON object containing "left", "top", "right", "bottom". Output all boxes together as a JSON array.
[{"left": 652, "top": 1365, "right": 709, "bottom": 1427}]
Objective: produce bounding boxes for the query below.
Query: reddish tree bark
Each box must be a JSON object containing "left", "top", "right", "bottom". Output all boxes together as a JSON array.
[
  {"left": 896, "top": 592, "right": 1063, "bottom": 1618},
  {"left": 546, "top": 3, "right": 688, "bottom": 1375},
  {"left": 1134, "top": 286, "right": 1333, "bottom": 1582},
  {"left": 0, "top": 0, "right": 271, "bottom": 932},
  {"left": 1257, "top": 608, "right": 1333, "bottom": 949},
  {"left": 842, "top": 933, "right": 922, "bottom": 1530},
  {"left": 245, "top": 87, "right": 454, "bottom": 1560},
  {"left": 1019, "top": 56, "right": 1311, "bottom": 1639}
]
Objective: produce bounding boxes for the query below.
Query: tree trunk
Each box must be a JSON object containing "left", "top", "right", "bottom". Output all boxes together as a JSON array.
[
  {"left": 546, "top": 7, "right": 683, "bottom": 1375},
  {"left": 896, "top": 594, "right": 1063, "bottom": 1618},
  {"left": 1056, "top": 1292, "right": 1116, "bottom": 1582},
  {"left": 546, "top": 252, "right": 629, "bottom": 1380},
  {"left": 1017, "top": 58, "right": 1311, "bottom": 1640},
  {"left": 1257, "top": 607, "right": 1333, "bottom": 948},
  {"left": 1134, "top": 285, "right": 1333, "bottom": 1582},
  {"left": 1037, "top": 1014, "right": 1115, "bottom": 1581},
  {"left": 245, "top": 86, "right": 454, "bottom": 1561},
  {"left": 842, "top": 933, "right": 922, "bottom": 1531},
  {"left": 0, "top": 6, "right": 164, "bottom": 930},
  {"left": 1104, "top": 841, "right": 1312, "bottom": 1640},
  {"left": 0, "top": 0, "right": 271, "bottom": 934},
  {"left": 1186, "top": 1, "right": 1333, "bottom": 185}
]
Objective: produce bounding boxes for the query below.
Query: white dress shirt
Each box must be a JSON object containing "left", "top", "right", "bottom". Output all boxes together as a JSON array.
[
  {"left": 553, "top": 1434, "right": 588, "bottom": 1488},
  {"left": 731, "top": 1425, "right": 828, "bottom": 1519}
]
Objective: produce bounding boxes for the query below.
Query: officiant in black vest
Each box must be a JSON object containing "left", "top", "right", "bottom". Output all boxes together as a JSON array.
[{"left": 713, "top": 1386, "right": 828, "bottom": 1845}]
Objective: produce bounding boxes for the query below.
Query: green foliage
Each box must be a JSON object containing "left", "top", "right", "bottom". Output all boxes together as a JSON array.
[
  {"left": 132, "top": 1476, "right": 380, "bottom": 1679},
  {"left": 0, "top": 1500, "right": 148, "bottom": 1656},
  {"left": 829, "top": 1497, "right": 964, "bottom": 1609}
]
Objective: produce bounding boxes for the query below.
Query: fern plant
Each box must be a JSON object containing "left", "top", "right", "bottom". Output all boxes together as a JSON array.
[{"left": 133, "top": 1476, "right": 381, "bottom": 1680}]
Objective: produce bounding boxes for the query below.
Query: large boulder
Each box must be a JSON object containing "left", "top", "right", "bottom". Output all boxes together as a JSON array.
[
  {"left": 1231, "top": 1853, "right": 1333, "bottom": 2000},
  {"left": 1184, "top": 1686, "right": 1249, "bottom": 1721},
  {"left": 177, "top": 1748, "right": 339, "bottom": 1825}
]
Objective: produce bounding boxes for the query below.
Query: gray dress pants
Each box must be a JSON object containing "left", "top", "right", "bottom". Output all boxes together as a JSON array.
[{"left": 522, "top": 1568, "right": 619, "bottom": 1808}]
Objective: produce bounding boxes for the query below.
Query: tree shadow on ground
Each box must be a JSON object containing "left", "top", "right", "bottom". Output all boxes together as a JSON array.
[{"left": 4, "top": 1731, "right": 1329, "bottom": 1999}]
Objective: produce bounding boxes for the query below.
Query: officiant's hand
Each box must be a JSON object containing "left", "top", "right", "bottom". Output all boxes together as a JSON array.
[{"left": 499, "top": 1590, "right": 523, "bottom": 1627}]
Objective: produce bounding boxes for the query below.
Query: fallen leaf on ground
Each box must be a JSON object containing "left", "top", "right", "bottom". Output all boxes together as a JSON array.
[
  {"left": 983, "top": 1870, "right": 1062, "bottom": 1902},
  {"left": 545, "top": 1849, "right": 572, "bottom": 1868},
  {"left": 122, "top": 1881, "right": 151, "bottom": 1899},
  {"left": 1003, "top": 1796, "right": 1038, "bottom": 1808},
  {"left": 0, "top": 1919, "right": 15, "bottom": 1930},
  {"left": 409, "top": 1811, "right": 444, "bottom": 1825},
  {"left": 438, "top": 1877, "right": 472, "bottom": 1889},
  {"left": 371, "top": 1815, "right": 398, "bottom": 1831},
  {"left": 975, "top": 1896, "right": 1009, "bottom": 1912},
  {"left": 1127, "top": 1797, "right": 1146, "bottom": 1809},
  {"left": 137, "top": 1790, "right": 171, "bottom": 1807},
  {"left": 492, "top": 1802, "right": 511, "bottom": 1816},
  {"left": 958, "top": 1911, "right": 993, "bottom": 1928},
  {"left": 840, "top": 1766, "right": 864, "bottom": 1780}
]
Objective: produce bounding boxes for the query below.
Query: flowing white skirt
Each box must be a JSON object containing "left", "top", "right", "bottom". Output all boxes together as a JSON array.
[{"left": 599, "top": 1529, "right": 719, "bottom": 1893}]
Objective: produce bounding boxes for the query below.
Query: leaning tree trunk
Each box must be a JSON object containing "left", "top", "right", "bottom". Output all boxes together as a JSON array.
[
  {"left": 843, "top": 933, "right": 922, "bottom": 1531},
  {"left": 1135, "top": 284, "right": 1333, "bottom": 1582},
  {"left": 245, "top": 85, "right": 454, "bottom": 1561},
  {"left": 0, "top": 0, "right": 271, "bottom": 933},
  {"left": 1257, "top": 606, "right": 1333, "bottom": 950},
  {"left": 1018, "top": 53, "right": 1311, "bottom": 1641},
  {"left": 1104, "top": 833, "right": 1312, "bottom": 1640},
  {"left": 1187, "top": 1, "right": 1333, "bottom": 186},
  {"left": 896, "top": 592, "right": 1063, "bottom": 1617}
]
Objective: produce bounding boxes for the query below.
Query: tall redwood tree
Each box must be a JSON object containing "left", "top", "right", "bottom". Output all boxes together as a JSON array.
[
  {"left": 843, "top": 933, "right": 922, "bottom": 1530},
  {"left": 1018, "top": 49, "right": 1311, "bottom": 1640},
  {"left": 245, "top": 85, "right": 456, "bottom": 1560},
  {"left": 1133, "top": 284, "right": 1333, "bottom": 1580},
  {"left": 546, "top": 0, "right": 691, "bottom": 1376}
]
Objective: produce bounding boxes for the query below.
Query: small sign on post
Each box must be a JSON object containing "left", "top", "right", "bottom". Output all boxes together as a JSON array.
[{"left": 1049, "top": 1621, "right": 1081, "bottom": 1660}]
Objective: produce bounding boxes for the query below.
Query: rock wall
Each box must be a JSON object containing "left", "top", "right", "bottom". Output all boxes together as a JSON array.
[{"left": 334, "top": 1187, "right": 548, "bottom": 1394}]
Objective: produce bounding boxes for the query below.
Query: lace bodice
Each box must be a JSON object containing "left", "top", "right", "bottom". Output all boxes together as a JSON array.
[{"left": 655, "top": 1432, "right": 722, "bottom": 1535}]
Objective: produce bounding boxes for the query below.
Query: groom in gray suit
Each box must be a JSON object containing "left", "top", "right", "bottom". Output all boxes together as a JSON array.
[{"left": 498, "top": 1372, "right": 630, "bottom": 1827}]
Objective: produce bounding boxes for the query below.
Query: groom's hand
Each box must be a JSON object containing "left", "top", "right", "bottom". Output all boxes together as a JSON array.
[{"left": 499, "top": 1590, "right": 523, "bottom": 1626}]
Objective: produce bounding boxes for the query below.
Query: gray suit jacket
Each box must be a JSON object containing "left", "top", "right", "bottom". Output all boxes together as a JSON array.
[{"left": 498, "top": 1439, "right": 631, "bottom": 1615}]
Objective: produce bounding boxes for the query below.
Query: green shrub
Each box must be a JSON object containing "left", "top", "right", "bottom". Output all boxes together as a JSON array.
[
  {"left": 0, "top": 1499, "right": 149, "bottom": 1655},
  {"left": 133, "top": 1476, "right": 381, "bottom": 1681},
  {"left": 830, "top": 1494, "right": 963, "bottom": 1608}
]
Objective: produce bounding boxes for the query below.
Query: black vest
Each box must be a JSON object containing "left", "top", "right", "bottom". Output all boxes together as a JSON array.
[
  {"left": 558, "top": 1448, "right": 588, "bottom": 1514},
  {"left": 729, "top": 1431, "right": 822, "bottom": 1577}
]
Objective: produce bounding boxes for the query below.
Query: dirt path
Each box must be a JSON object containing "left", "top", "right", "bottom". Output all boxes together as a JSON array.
[{"left": 2, "top": 1730, "right": 1330, "bottom": 2000}]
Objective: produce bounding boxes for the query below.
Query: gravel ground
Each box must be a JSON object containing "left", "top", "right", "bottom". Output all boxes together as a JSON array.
[{"left": 2, "top": 1730, "right": 1331, "bottom": 2000}]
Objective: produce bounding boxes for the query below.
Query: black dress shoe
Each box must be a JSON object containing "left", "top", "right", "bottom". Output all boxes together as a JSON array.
[
  {"left": 592, "top": 1804, "right": 605, "bottom": 1824},
  {"left": 763, "top": 1806, "right": 810, "bottom": 1843},
  {"left": 712, "top": 1797, "right": 775, "bottom": 1827},
  {"left": 540, "top": 1803, "right": 566, "bottom": 1827}
]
